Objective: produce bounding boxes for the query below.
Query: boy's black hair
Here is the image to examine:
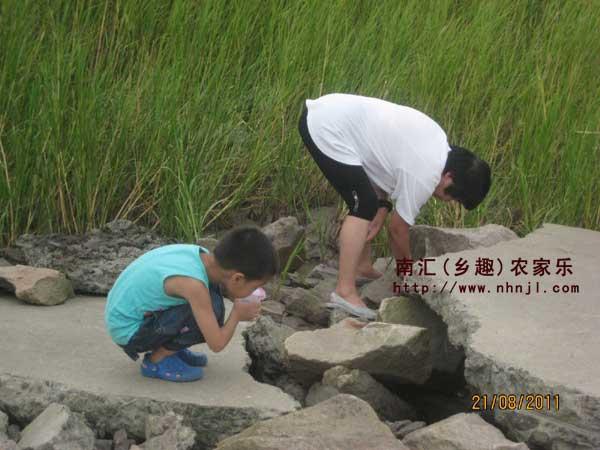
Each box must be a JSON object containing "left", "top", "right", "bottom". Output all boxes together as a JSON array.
[
  {"left": 443, "top": 145, "right": 491, "bottom": 210},
  {"left": 213, "top": 226, "right": 279, "bottom": 280}
]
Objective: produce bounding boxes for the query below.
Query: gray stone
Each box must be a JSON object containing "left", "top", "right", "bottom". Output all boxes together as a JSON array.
[
  {"left": 216, "top": 394, "right": 410, "bottom": 450},
  {"left": 304, "top": 206, "right": 340, "bottom": 261},
  {"left": 394, "top": 420, "right": 426, "bottom": 438},
  {"left": 7, "top": 220, "right": 174, "bottom": 294},
  {"left": 307, "top": 263, "right": 338, "bottom": 281},
  {"left": 409, "top": 224, "right": 518, "bottom": 260},
  {"left": 0, "top": 296, "right": 299, "bottom": 450},
  {"left": 386, "top": 419, "right": 412, "bottom": 436},
  {"left": 259, "top": 300, "right": 285, "bottom": 323},
  {"left": 243, "top": 316, "right": 295, "bottom": 381},
  {"left": 285, "top": 319, "right": 432, "bottom": 385},
  {"left": 378, "top": 296, "right": 463, "bottom": 373},
  {"left": 273, "top": 375, "right": 307, "bottom": 405},
  {"left": 0, "top": 265, "right": 74, "bottom": 306},
  {"left": 407, "top": 224, "right": 600, "bottom": 449},
  {"left": 0, "top": 437, "right": 20, "bottom": 450},
  {"left": 7, "top": 424, "right": 21, "bottom": 442},
  {"left": 360, "top": 259, "right": 400, "bottom": 305},
  {"left": 285, "top": 272, "right": 319, "bottom": 289},
  {"left": 402, "top": 413, "right": 529, "bottom": 450},
  {"left": 145, "top": 411, "right": 182, "bottom": 440},
  {"left": 260, "top": 300, "right": 285, "bottom": 323},
  {"left": 0, "top": 258, "right": 11, "bottom": 267},
  {"left": 304, "top": 383, "right": 340, "bottom": 407},
  {"left": 112, "top": 428, "right": 130, "bottom": 450},
  {"left": 94, "top": 439, "right": 113, "bottom": 450},
  {"left": 308, "top": 277, "right": 337, "bottom": 301},
  {"left": 262, "top": 217, "right": 304, "bottom": 272},
  {"left": 0, "top": 410, "right": 8, "bottom": 435},
  {"left": 18, "top": 403, "right": 95, "bottom": 450},
  {"left": 321, "top": 366, "right": 416, "bottom": 421},
  {"left": 141, "top": 423, "right": 196, "bottom": 450},
  {"left": 280, "top": 315, "right": 316, "bottom": 331},
  {"left": 279, "top": 287, "right": 329, "bottom": 326},
  {"left": 328, "top": 308, "right": 353, "bottom": 326}
]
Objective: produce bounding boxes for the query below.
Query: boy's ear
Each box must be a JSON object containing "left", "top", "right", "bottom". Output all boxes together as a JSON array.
[{"left": 232, "top": 272, "right": 246, "bottom": 283}]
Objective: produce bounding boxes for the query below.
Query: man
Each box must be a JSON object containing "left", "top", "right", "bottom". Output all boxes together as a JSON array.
[{"left": 298, "top": 93, "right": 491, "bottom": 320}]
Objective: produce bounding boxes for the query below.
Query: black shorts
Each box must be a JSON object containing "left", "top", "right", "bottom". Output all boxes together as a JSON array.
[
  {"left": 298, "top": 106, "right": 378, "bottom": 221},
  {"left": 119, "top": 283, "right": 225, "bottom": 361}
]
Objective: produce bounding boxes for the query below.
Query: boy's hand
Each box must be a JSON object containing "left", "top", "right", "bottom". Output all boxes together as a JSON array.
[{"left": 233, "top": 299, "right": 261, "bottom": 322}]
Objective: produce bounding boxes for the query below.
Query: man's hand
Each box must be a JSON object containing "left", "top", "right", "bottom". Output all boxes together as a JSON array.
[
  {"left": 366, "top": 207, "right": 388, "bottom": 242},
  {"left": 232, "top": 299, "right": 261, "bottom": 322}
]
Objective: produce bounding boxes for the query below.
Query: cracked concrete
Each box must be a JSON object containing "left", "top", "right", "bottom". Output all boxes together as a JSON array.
[
  {"left": 0, "top": 295, "right": 299, "bottom": 450},
  {"left": 408, "top": 224, "right": 600, "bottom": 450}
]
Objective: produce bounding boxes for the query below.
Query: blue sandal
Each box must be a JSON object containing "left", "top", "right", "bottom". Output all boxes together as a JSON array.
[
  {"left": 141, "top": 353, "right": 204, "bottom": 382},
  {"left": 176, "top": 348, "right": 208, "bottom": 367}
]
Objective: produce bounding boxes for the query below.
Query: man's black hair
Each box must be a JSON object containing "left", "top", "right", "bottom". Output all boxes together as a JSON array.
[
  {"left": 213, "top": 226, "right": 279, "bottom": 280},
  {"left": 443, "top": 145, "right": 491, "bottom": 210}
]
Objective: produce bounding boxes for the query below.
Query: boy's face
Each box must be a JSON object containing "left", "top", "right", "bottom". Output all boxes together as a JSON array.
[{"left": 222, "top": 272, "right": 269, "bottom": 300}]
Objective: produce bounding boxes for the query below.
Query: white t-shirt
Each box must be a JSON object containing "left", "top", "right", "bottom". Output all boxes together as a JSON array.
[{"left": 305, "top": 93, "right": 450, "bottom": 225}]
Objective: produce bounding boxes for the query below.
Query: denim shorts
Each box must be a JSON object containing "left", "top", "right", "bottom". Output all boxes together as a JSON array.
[{"left": 119, "top": 282, "right": 225, "bottom": 361}]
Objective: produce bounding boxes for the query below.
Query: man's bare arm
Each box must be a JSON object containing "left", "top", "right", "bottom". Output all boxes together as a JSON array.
[{"left": 388, "top": 211, "right": 411, "bottom": 260}]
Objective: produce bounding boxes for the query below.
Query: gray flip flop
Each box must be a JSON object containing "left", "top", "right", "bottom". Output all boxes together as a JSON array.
[{"left": 326, "top": 292, "right": 377, "bottom": 321}]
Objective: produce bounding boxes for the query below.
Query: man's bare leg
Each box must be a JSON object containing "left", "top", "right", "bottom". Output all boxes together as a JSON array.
[
  {"left": 356, "top": 241, "right": 383, "bottom": 280},
  {"left": 335, "top": 215, "right": 370, "bottom": 307}
]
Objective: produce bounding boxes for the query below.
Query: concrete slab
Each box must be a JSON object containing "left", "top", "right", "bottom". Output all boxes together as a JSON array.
[
  {"left": 0, "top": 295, "right": 298, "bottom": 449},
  {"left": 408, "top": 224, "right": 600, "bottom": 449}
]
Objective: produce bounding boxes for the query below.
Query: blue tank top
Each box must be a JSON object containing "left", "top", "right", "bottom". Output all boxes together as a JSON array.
[{"left": 104, "top": 244, "right": 209, "bottom": 345}]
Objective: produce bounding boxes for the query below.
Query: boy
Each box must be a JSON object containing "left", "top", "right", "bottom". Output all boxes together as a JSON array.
[
  {"left": 104, "top": 226, "right": 279, "bottom": 382},
  {"left": 299, "top": 93, "right": 491, "bottom": 320}
]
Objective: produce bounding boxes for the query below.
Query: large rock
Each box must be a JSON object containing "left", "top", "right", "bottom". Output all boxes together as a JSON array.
[
  {"left": 0, "top": 437, "right": 20, "bottom": 450},
  {"left": 278, "top": 287, "right": 329, "bottom": 326},
  {"left": 407, "top": 224, "right": 600, "bottom": 449},
  {"left": 215, "top": 394, "right": 409, "bottom": 450},
  {"left": 142, "top": 412, "right": 196, "bottom": 450},
  {"left": 303, "top": 206, "right": 339, "bottom": 261},
  {"left": 262, "top": 217, "right": 304, "bottom": 271},
  {"left": 409, "top": 224, "right": 518, "bottom": 260},
  {"left": 321, "top": 366, "right": 416, "bottom": 421},
  {"left": 5, "top": 220, "right": 174, "bottom": 294},
  {"left": 402, "top": 413, "right": 529, "bottom": 450},
  {"left": 362, "top": 225, "right": 518, "bottom": 305},
  {"left": 0, "top": 265, "right": 74, "bottom": 306},
  {"left": 378, "top": 296, "right": 463, "bottom": 373},
  {"left": 0, "top": 295, "right": 299, "bottom": 450},
  {"left": 304, "top": 383, "right": 341, "bottom": 407},
  {"left": 387, "top": 420, "right": 426, "bottom": 439},
  {"left": 361, "top": 258, "right": 400, "bottom": 305},
  {"left": 244, "top": 316, "right": 295, "bottom": 381},
  {"left": 285, "top": 319, "right": 432, "bottom": 384},
  {"left": 0, "top": 410, "right": 8, "bottom": 436},
  {"left": 18, "top": 403, "right": 95, "bottom": 450}
]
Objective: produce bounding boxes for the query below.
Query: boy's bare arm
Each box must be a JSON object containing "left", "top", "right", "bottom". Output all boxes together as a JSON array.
[{"left": 167, "top": 278, "right": 241, "bottom": 353}]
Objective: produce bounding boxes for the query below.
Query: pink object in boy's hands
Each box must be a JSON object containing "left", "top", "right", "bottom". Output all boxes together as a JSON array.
[{"left": 239, "top": 287, "right": 266, "bottom": 303}]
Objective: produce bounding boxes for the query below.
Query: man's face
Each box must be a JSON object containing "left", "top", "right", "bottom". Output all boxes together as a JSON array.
[{"left": 433, "top": 172, "right": 455, "bottom": 202}]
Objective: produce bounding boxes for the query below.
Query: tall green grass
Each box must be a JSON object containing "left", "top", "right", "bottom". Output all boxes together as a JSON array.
[{"left": 1, "top": 0, "right": 598, "bottom": 246}]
